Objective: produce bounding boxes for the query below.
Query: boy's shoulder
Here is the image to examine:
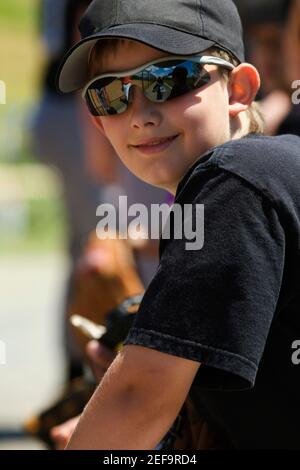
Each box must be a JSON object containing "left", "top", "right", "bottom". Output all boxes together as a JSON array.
[
  {"left": 214, "top": 133, "right": 300, "bottom": 171},
  {"left": 191, "top": 134, "right": 300, "bottom": 209},
  {"left": 177, "top": 133, "right": 300, "bottom": 214}
]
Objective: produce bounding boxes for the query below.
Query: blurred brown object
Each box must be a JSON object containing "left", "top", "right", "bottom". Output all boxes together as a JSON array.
[
  {"left": 68, "top": 231, "right": 144, "bottom": 359},
  {"left": 24, "top": 377, "right": 95, "bottom": 449}
]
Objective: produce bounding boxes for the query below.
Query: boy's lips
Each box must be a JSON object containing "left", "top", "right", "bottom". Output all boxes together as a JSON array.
[{"left": 129, "top": 135, "right": 179, "bottom": 154}]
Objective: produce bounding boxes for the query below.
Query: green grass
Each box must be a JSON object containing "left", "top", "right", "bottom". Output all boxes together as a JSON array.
[
  {"left": 0, "top": 0, "right": 42, "bottom": 102},
  {"left": 0, "top": 163, "right": 68, "bottom": 254},
  {"left": 0, "top": 1, "right": 68, "bottom": 255},
  {"left": 0, "top": 197, "right": 67, "bottom": 255},
  {"left": 0, "top": 0, "right": 38, "bottom": 32}
]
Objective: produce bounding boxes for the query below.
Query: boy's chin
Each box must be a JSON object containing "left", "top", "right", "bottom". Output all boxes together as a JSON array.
[
  {"left": 127, "top": 163, "right": 180, "bottom": 192},
  {"left": 143, "top": 176, "right": 177, "bottom": 193},
  {"left": 139, "top": 175, "right": 165, "bottom": 189},
  {"left": 131, "top": 170, "right": 167, "bottom": 189}
]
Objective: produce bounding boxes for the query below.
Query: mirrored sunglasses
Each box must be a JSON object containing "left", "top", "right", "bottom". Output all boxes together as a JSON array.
[{"left": 82, "top": 55, "right": 234, "bottom": 117}]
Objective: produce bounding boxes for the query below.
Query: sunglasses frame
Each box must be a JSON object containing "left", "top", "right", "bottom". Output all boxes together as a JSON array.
[{"left": 82, "top": 55, "right": 235, "bottom": 116}]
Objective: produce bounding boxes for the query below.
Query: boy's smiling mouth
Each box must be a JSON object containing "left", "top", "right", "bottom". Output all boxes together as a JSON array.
[{"left": 129, "top": 135, "right": 179, "bottom": 154}]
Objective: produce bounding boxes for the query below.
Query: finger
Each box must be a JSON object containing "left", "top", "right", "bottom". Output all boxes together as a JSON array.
[
  {"left": 50, "top": 416, "right": 80, "bottom": 450},
  {"left": 50, "top": 425, "right": 70, "bottom": 450},
  {"left": 86, "top": 340, "right": 115, "bottom": 369},
  {"left": 90, "top": 363, "right": 106, "bottom": 383}
]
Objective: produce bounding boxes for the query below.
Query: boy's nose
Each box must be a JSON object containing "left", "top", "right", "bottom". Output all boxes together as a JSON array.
[{"left": 129, "top": 86, "right": 162, "bottom": 129}]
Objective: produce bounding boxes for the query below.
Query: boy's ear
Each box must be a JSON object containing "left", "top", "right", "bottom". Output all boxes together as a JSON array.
[
  {"left": 90, "top": 115, "right": 107, "bottom": 136},
  {"left": 228, "top": 64, "right": 261, "bottom": 117}
]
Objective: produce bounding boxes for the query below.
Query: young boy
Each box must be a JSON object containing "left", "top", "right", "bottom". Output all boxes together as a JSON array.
[{"left": 57, "top": 0, "right": 300, "bottom": 449}]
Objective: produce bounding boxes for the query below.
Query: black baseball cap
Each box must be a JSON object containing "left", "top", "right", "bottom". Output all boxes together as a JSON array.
[{"left": 57, "top": 0, "right": 245, "bottom": 93}]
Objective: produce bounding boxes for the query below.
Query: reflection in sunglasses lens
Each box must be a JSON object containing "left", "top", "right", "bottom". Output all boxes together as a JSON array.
[{"left": 86, "top": 60, "right": 211, "bottom": 116}]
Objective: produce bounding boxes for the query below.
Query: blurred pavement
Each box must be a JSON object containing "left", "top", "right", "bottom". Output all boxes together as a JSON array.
[{"left": 0, "top": 253, "right": 69, "bottom": 449}]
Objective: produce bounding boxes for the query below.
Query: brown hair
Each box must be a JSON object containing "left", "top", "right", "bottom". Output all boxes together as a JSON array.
[{"left": 88, "top": 38, "right": 131, "bottom": 79}]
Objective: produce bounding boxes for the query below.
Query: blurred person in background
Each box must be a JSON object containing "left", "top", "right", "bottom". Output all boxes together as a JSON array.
[
  {"left": 30, "top": 0, "right": 111, "bottom": 381},
  {"left": 279, "top": 0, "right": 300, "bottom": 135},
  {"left": 284, "top": 0, "right": 300, "bottom": 86},
  {"left": 235, "top": 0, "right": 300, "bottom": 136}
]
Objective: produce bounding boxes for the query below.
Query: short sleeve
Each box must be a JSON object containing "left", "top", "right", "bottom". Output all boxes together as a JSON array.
[{"left": 124, "top": 169, "right": 285, "bottom": 390}]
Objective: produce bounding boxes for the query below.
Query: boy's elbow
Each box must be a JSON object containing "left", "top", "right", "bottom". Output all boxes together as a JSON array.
[{"left": 116, "top": 345, "right": 199, "bottom": 416}]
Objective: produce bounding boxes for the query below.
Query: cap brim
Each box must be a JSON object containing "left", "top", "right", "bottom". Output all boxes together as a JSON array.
[{"left": 57, "top": 23, "right": 216, "bottom": 93}]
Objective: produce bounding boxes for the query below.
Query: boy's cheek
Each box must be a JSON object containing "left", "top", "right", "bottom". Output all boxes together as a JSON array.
[
  {"left": 100, "top": 116, "right": 123, "bottom": 137},
  {"left": 100, "top": 120, "right": 120, "bottom": 144},
  {"left": 89, "top": 115, "right": 108, "bottom": 136}
]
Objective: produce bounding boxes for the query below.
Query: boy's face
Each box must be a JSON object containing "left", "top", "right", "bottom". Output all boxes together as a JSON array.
[{"left": 93, "top": 40, "right": 231, "bottom": 194}]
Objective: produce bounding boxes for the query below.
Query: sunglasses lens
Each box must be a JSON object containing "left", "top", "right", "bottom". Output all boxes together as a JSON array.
[
  {"left": 85, "top": 77, "right": 128, "bottom": 116},
  {"left": 84, "top": 60, "right": 211, "bottom": 116},
  {"left": 142, "top": 60, "right": 211, "bottom": 102}
]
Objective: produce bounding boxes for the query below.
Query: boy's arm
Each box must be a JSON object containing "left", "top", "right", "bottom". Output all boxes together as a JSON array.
[{"left": 66, "top": 345, "right": 200, "bottom": 450}]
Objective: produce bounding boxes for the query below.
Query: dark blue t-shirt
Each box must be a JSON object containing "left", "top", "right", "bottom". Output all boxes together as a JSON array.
[{"left": 124, "top": 134, "right": 300, "bottom": 449}]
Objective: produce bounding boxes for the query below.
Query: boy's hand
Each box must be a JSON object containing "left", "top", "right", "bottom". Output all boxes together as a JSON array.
[
  {"left": 86, "top": 340, "right": 116, "bottom": 382},
  {"left": 50, "top": 341, "right": 115, "bottom": 450},
  {"left": 51, "top": 415, "right": 81, "bottom": 450}
]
